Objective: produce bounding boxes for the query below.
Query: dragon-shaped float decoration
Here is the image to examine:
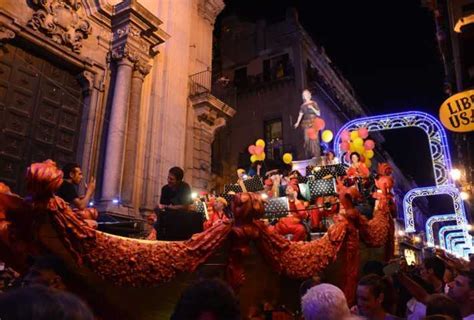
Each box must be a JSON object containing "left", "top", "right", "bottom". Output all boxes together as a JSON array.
[{"left": 0, "top": 160, "right": 395, "bottom": 315}]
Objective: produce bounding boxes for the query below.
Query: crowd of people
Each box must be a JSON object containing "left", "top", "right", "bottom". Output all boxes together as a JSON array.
[{"left": 0, "top": 251, "right": 472, "bottom": 319}]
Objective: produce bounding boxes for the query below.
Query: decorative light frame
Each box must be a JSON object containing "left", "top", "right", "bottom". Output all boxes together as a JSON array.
[
  {"left": 439, "top": 225, "right": 464, "bottom": 250},
  {"left": 446, "top": 232, "right": 465, "bottom": 252},
  {"left": 407, "top": 185, "right": 468, "bottom": 233},
  {"left": 334, "top": 111, "right": 452, "bottom": 185},
  {"left": 335, "top": 111, "right": 471, "bottom": 252}
]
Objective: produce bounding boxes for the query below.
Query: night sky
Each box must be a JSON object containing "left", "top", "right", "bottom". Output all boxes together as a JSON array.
[{"left": 219, "top": 0, "right": 449, "bottom": 193}]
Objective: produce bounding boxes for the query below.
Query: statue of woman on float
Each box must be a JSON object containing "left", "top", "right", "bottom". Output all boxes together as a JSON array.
[{"left": 293, "top": 89, "right": 321, "bottom": 161}]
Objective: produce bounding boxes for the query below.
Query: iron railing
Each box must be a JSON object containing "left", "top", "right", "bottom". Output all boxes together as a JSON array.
[{"left": 189, "top": 69, "right": 237, "bottom": 108}]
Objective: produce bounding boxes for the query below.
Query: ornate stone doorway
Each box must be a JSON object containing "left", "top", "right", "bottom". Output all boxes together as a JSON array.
[{"left": 0, "top": 42, "right": 84, "bottom": 193}]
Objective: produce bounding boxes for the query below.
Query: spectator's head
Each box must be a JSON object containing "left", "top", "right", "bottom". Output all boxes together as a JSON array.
[
  {"left": 425, "top": 294, "right": 462, "bottom": 320},
  {"left": 447, "top": 270, "right": 474, "bottom": 304},
  {"left": 146, "top": 213, "right": 157, "bottom": 225},
  {"left": 302, "top": 89, "right": 312, "bottom": 101},
  {"left": 350, "top": 152, "right": 361, "bottom": 164},
  {"left": 356, "top": 274, "right": 386, "bottom": 318},
  {"left": 22, "top": 256, "right": 67, "bottom": 290},
  {"left": 0, "top": 285, "right": 94, "bottom": 320},
  {"left": 171, "top": 279, "right": 240, "bottom": 320},
  {"left": 62, "top": 163, "right": 82, "bottom": 185},
  {"left": 421, "top": 257, "right": 445, "bottom": 283},
  {"left": 168, "top": 167, "right": 184, "bottom": 187},
  {"left": 301, "top": 283, "right": 350, "bottom": 320}
]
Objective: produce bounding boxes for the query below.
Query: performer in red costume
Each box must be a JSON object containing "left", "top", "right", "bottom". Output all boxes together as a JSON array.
[
  {"left": 347, "top": 152, "right": 370, "bottom": 178},
  {"left": 203, "top": 197, "right": 228, "bottom": 230},
  {"left": 273, "top": 185, "right": 308, "bottom": 241}
]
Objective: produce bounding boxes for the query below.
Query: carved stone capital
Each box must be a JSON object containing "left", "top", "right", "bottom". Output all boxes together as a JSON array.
[
  {"left": 198, "top": 0, "right": 225, "bottom": 26},
  {"left": 133, "top": 60, "right": 152, "bottom": 78},
  {"left": 0, "top": 24, "right": 15, "bottom": 45},
  {"left": 109, "top": 44, "right": 140, "bottom": 64},
  {"left": 28, "top": 0, "right": 92, "bottom": 53}
]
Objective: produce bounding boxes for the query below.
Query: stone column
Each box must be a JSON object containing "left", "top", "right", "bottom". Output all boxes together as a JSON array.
[
  {"left": 101, "top": 52, "right": 135, "bottom": 202},
  {"left": 121, "top": 62, "right": 150, "bottom": 206},
  {"left": 191, "top": 109, "right": 226, "bottom": 191}
]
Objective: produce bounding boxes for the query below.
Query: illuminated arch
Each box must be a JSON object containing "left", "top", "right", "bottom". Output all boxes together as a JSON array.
[
  {"left": 446, "top": 232, "right": 465, "bottom": 252},
  {"left": 334, "top": 111, "right": 452, "bottom": 186},
  {"left": 439, "top": 225, "right": 464, "bottom": 250},
  {"left": 425, "top": 214, "right": 458, "bottom": 246},
  {"left": 406, "top": 186, "right": 468, "bottom": 233}
]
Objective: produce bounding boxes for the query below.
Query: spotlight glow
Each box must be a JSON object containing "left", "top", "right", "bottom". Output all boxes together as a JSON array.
[
  {"left": 413, "top": 236, "right": 422, "bottom": 243},
  {"left": 260, "top": 193, "right": 268, "bottom": 200},
  {"left": 88, "top": 201, "right": 94, "bottom": 207},
  {"left": 112, "top": 198, "right": 119, "bottom": 204},
  {"left": 450, "top": 168, "right": 461, "bottom": 181},
  {"left": 460, "top": 191, "right": 470, "bottom": 201},
  {"left": 397, "top": 230, "right": 405, "bottom": 237},
  {"left": 191, "top": 192, "right": 198, "bottom": 200}
]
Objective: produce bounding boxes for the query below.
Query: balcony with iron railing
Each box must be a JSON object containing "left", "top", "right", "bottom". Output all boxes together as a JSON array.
[{"left": 189, "top": 69, "right": 237, "bottom": 109}]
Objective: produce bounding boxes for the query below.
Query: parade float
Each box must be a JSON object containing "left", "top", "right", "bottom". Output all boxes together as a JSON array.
[{"left": 0, "top": 111, "right": 471, "bottom": 319}]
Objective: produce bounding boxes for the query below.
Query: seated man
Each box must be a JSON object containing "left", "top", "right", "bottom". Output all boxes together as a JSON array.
[
  {"left": 56, "top": 163, "right": 97, "bottom": 228},
  {"left": 158, "top": 167, "right": 193, "bottom": 211},
  {"left": 56, "top": 163, "right": 95, "bottom": 210}
]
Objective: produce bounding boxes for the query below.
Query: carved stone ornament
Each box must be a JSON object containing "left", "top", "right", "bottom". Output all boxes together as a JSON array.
[
  {"left": 0, "top": 24, "right": 16, "bottom": 44},
  {"left": 28, "top": 0, "right": 92, "bottom": 53}
]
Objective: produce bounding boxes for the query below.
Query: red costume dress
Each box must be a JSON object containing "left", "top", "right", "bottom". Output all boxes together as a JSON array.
[
  {"left": 274, "top": 199, "right": 308, "bottom": 241},
  {"left": 203, "top": 210, "right": 228, "bottom": 230},
  {"left": 346, "top": 163, "right": 370, "bottom": 178}
]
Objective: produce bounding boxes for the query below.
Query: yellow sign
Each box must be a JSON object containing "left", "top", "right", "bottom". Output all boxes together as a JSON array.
[{"left": 439, "top": 90, "right": 474, "bottom": 132}]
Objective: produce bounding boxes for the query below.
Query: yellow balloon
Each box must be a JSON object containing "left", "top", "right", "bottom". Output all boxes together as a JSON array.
[
  {"left": 353, "top": 137, "right": 363, "bottom": 147},
  {"left": 355, "top": 145, "right": 365, "bottom": 155},
  {"left": 349, "top": 143, "right": 357, "bottom": 152},
  {"left": 256, "top": 153, "right": 266, "bottom": 161},
  {"left": 365, "top": 159, "right": 372, "bottom": 168},
  {"left": 250, "top": 155, "right": 257, "bottom": 163},
  {"left": 321, "top": 130, "right": 333, "bottom": 143},
  {"left": 365, "top": 150, "right": 374, "bottom": 159},
  {"left": 255, "top": 139, "right": 265, "bottom": 147},
  {"left": 282, "top": 153, "right": 293, "bottom": 164},
  {"left": 350, "top": 130, "right": 359, "bottom": 141}
]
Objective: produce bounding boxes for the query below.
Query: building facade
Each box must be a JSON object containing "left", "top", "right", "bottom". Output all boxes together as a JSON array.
[
  {"left": 425, "top": 0, "right": 474, "bottom": 213},
  {"left": 0, "top": 0, "right": 234, "bottom": 218}
]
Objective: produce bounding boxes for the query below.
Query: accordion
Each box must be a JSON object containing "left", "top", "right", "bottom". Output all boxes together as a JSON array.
[
  {"left": 308, "top": 178, "right": 337, "bottom": 200},
  {"left": 311, "top": 164, "right": 347, "bottom": 180}
]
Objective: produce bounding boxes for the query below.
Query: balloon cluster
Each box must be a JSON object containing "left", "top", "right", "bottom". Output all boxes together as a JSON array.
[
  {"left": 339, "top": 127, "right": 375, "bottom": 168},
  {"left": 306, "top": 117, "right": 334, "bottom": 143},
  {"left": 248, "top": 139, "right": 266, "bottom": 163}
]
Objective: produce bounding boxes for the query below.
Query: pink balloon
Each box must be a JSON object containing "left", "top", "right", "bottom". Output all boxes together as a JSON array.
[
  {"left": 340, "top": 130, "right": 350, "bottom": 142},
  {"left": 358, "top": 127, "right": 369, "bottom": 139},
  {"left": 364, "top": 139, "right": 375, "bottom": 150},
  {"left": 255, "top": 145, "right": 264, "bottom": 155},
  {"left": 248, "top": 145, "right": 256, "bottom": 154},
  {"left": 313, "top": 118, "right": 326, "bottom": 131},
  {"left": 340, "top": 141, "right": 350, "bottom": 152},
  {"left": 308, "top": 132, "right": 317, "bottom": 140}
]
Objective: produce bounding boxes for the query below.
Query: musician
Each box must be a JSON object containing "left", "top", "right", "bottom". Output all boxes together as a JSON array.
[
  {"left": 236, "top": 168, "right": 248, "bottom": 192},
  {"left": 321, "top": 150, "right": 339, "bottom": 166},
  {"left": 347, "top": 152, "right": 370, "bottom": 179},
  {"left": 203, "top": 197, "right": 228, "bottom": 230},
  {"left": 273, "top": 185, "right": 308, "bottom": 241}
]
